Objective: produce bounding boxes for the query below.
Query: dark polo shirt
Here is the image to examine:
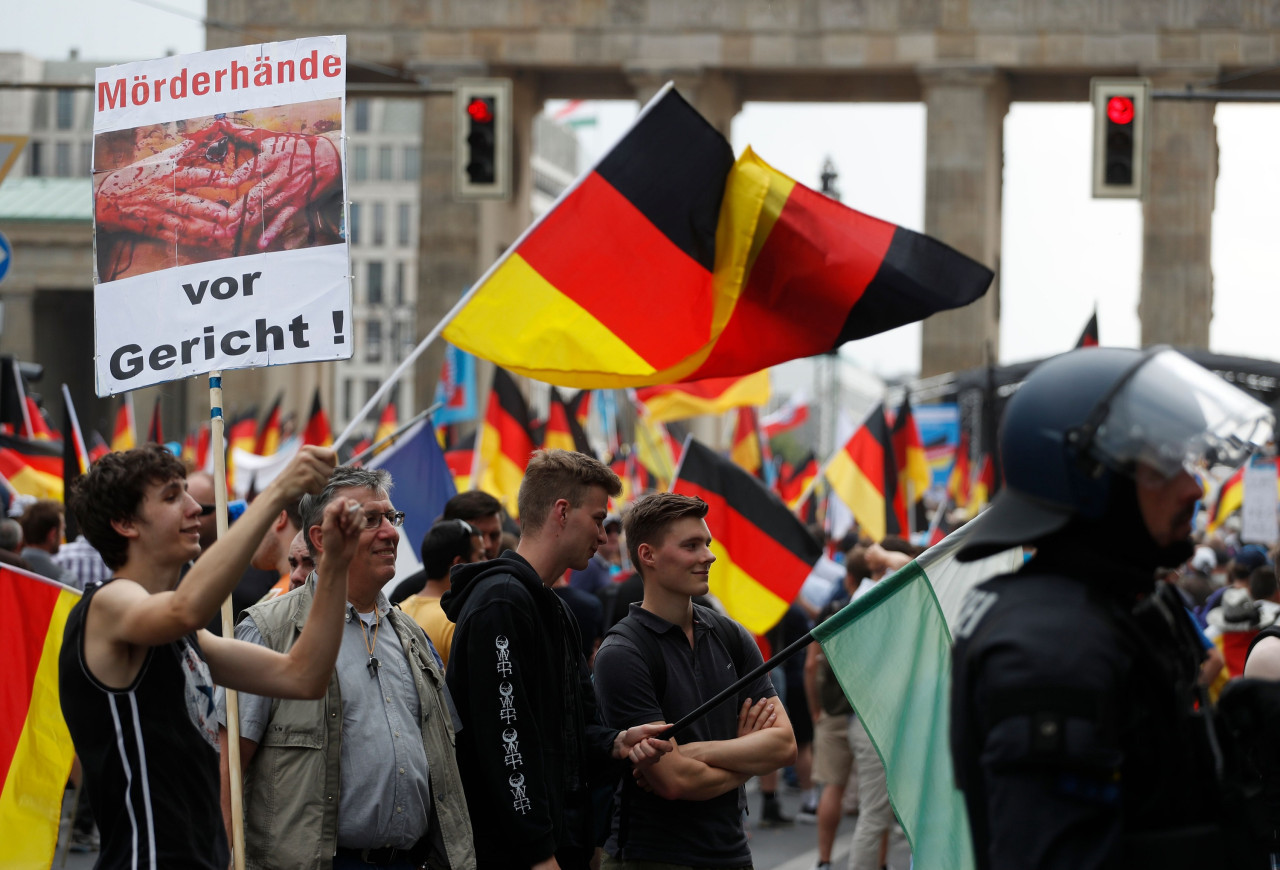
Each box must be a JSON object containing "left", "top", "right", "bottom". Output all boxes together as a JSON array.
[{"left": 593, "top": 603, "right": 775, "bottom": 868}]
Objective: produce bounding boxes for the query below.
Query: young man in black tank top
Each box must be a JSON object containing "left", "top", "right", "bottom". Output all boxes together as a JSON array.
[{"left": 58, "top": 443, "right": 363, "bottom": 869}]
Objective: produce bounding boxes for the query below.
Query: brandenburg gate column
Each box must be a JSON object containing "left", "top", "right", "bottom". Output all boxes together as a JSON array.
[
  {"left": 1138, "top": 65, "right": 1218, "bottom": 349},
  {"left": 917, "top": 64, "right": 1009, "bottom": 378}
]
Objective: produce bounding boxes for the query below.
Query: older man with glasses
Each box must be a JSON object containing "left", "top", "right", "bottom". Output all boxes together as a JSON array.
[{"left": 219, "top": 466, "right": 475, "bottom": 870}]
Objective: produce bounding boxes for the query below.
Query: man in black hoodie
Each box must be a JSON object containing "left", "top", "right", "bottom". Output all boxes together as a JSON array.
[
  {"left": 949, "top": 347, "right": 1274, "bottom": 870},
  {"left": 443, "top": 449, "right": 670, "bottom": 870}
]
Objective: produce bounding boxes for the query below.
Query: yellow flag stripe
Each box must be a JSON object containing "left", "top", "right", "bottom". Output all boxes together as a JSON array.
[
  {"left": 826, "top": 449, "right": 888, "bottom": 542},
  {"left": 707, "top": 540, "right": 790, "bottom": 636}
]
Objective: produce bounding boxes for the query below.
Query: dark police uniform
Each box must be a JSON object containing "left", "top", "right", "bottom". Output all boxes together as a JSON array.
[{"left": 951, "top": 544, "right": 1263, "bottom": 870}]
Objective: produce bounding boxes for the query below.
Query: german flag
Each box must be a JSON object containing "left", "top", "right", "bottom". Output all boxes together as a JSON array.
[
  {"left": 969, "top": 454, "right": 996, "bottom": 517},
  {"left": 730, "top": 406, "right": 765, "bottom": 478},
  {"left": 111, "top": 395, "right": 136, "bottom": 451},
  {"left": 24, "top": 397, "right": 58, "bottom": 442},
  {"left": 567, "top": 390, "right": 592, "bottom": 430},
  {"left": 673, "top": 439, "right": 821, "bottom": 634},
  {"left": 182, "top": 423, "right": 210, "bottom": 469},
  {"left": 0, "top": 566, "right": 78, "bottom": 870},
  {"left": 146, "top": 399, "right": 163, "bottom": 445},
  {"left": 0, "top": 434, "right": 62, "bottom": 500},
  {"left": 779, "top": 452, "right": 818, "bottom": 510},
  {"left": 891, "top": 395, "right": 930, "bottom": 507},
  {"left": 445, "top": 432, "right": 476, "bottom": 493},
  {"left": 475, "top": 368, "right": 536, "bottom": 516},
  {"left": 1075, "top": 311, "right": 1100, "bottom": 349},
  {"left": 442, "top": 88, "right": 992, "bottom": 388},
  {"left": 633, "top": 412, "right": 677, "bottom": 491},
  {"left": 947, "top": 432, "right": 972, "bottom": 514},
  {"left": 825, "top": 404, "right": 903, "bottom": 542},
  {"left": 542, "top": 388, "right": 593, "bottom": 455},
  {"left": 255, "top": 394, "right": 283, "bottom": 456},
  {"left": 635, "top": 370, "right": 771, "bottom": 423},
  {"left": 1207, "top": 465, "right": 1245, "bottom": 534},
  {"left": 224, "top": 409, "right": 257, "bottom": 492},
  {"left": 302, "top": 388, "right": 333, "bottom": 448},
  {"left": 87, "top": 431, "right": 110, "bottom": 465}
]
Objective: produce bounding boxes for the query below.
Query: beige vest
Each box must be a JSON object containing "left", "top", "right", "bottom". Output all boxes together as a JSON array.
[{"left": 239, "top": 585, "right": 475, "bottom": 870}]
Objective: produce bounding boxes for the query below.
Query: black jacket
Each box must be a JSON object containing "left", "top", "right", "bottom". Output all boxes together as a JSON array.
[
  {"left": 442, "top": 551, "right": 619, "bottom": 868},
  {"left": 951, "top": 532, "right": 1265, "bottom": 870}
]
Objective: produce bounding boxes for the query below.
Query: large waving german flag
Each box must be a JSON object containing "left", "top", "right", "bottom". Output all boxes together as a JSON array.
[
  {"left": 442, "top": 87, "right": 992, "bottom": 388},
  {"left": 0, "top": 434, "right": 63, "bottom": 500},
  {"left": 475, "top": 368, "right": 536, "bottom": 516},
  {"left": 635, "top": 371, "right": 771, "bottom": 423},
  {"left": 674, "top": 440, "right": 821, "bottom": 634},
  {"left": 0, "top": 567, "right": 78, "bottom": 870},
  {"left": 825, "top": 404, "right": 903, "bottom": 542}
]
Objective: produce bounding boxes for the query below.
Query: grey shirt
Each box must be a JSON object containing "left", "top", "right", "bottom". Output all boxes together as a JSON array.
[{"left": 229, "top": 590, "right": 433, "bottom": 850}]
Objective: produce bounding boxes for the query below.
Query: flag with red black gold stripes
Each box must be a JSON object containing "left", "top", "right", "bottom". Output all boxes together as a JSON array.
[
  {"left": 673, "top": 439, "right": 821, "bottom": 634},
  {"left": 475, "top": 367, "right": 536, "bottom": 517},
  {"left": 442, "top": 86, "right": 993, "bottom": 388}
]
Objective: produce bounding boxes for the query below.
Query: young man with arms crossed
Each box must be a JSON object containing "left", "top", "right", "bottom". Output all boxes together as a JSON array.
[
  {"left": 444, "top": 449, "right": 671, "bottom": 870},
  {"left": 593, "top": 492, "right": 797, "bottom": 869},
  {"left": 58, "top": 443, "right": 358, "bottom": 869}
]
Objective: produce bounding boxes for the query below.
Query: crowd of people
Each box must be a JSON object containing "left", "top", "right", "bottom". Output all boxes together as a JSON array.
[{"left": 43, "top": 346, "right": 1280, "bottom": 870}]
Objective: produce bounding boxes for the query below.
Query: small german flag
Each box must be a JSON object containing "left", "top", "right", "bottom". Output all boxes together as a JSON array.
[
  {"left": 445, "top": 432, "right": 476, "bottom": 493},
  {"left": 947, "top": 432, "right": 972, "bottom": 513},
  {"left": 729, "top": 406, "right": 765, "bottom": 478},
  {"left": 891, "top": 394, "right": 930, "bottom": 508},
  {"left": 443, "top": 88, "right": 992, "bottom": 388},
  {"left": 635, "top": 371, "right": 771, "bottom": 423},
  {"left": 110, "top": 396, "right": 136, "bottom": 452},
  {"left": 255, "top": 394, "right": 283, "bottom": 456},
  {"left": 779, "top": 452, "right": 818, "bottom": 510},
  {"left": 0, "top": 433, "right": 63, "bottom": 500},
  {"left": 1207, "top": 465, "right": 1244, "bottom": 534},
  {"left": 825, "top": 404, "right": 903, "bottom": 543},
  {"left": 302, "top": 388, "right": 333, "bottom": 448},
  {"left": 1075, "top": 311, "right": 1100, "bottom": 349},
  {"left": 224, "top": 409, "right": 258, "bottom": 491},
  {"left": 145, "top": 400, "right": 163, "bottom": 445},
  {"left": 542, "top": 388, "right": 593, "bottom": 456},
  {"left": 673, "top": 439, "right": 821, "bottom": 634},
  {"left": 969, "top": 453, "right": 996, "bottom": 517},
  {"left": 24, "top": 397, "right": 58, "bottom": 442},
  {"left": 372, "top": 401, "right": 398, "bottom": 457},
  {"left": 476, "top": 368, "right": 536, "bottom": 516}
]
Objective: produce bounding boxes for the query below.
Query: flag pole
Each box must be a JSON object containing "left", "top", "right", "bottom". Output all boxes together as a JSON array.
[
  {"left": 346, "top": 402, "right": 442, "bottom": 466},
  {"left": 210, "top": 372, "right": 246, "bottom": 870},
  {"left": 658, "top": 631, "right": 817, "bottom": 741}
]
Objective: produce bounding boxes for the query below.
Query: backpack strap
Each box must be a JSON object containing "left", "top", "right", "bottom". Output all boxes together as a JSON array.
[
  {"left": 700, "top": 606, "right": 750, "bottom": 683},
  {"left": 606, "top": 615, "right": 668, "bottom": 702}
]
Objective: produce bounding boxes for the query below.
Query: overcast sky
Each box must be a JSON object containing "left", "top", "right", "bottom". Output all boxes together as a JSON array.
[{"left": 9, "top": 0, "right": 1280, "bottom": 380}]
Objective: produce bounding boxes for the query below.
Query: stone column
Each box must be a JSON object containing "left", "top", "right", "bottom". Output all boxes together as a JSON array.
[
  {"left": 918, "top": 64, "right": 1008, "bottom": 377},
  {"left": 1138, "top": 65, "right": 1218, "bottom": 349},
  {"left": 626, "top": 67, "right": 741, "bottom": 138}
]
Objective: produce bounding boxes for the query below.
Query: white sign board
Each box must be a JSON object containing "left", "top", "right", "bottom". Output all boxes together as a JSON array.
[
  {"left": 91, "top": 36, "right": 352, "bottom": 396},
  {"left": 1241, "top": 456, "right": 1278, "bottom": 545}
]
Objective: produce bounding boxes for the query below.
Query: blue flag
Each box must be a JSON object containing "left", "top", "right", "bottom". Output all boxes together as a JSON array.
[{"left": 368, "top": 418, "right": 456, "bottom": 558}]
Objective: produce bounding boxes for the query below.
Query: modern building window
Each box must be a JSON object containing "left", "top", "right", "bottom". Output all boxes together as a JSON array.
[
  {"left": 343, "top": 379, "right": 353, "bottom": 421},
  {"left": 352, "top": 145, "right": 369, "bottom": 182},
  {"left": 54, "top": 142, "right": 72, "bottom": 177},
  {"left": 396, "top": 202, "right": 412, "bottom": 247},
  {"left": 403, "top": 146, "right": 420, "bottom": 182},
  {"left": 366, "top": 320, "right": 383, "bottom": 363},
  {"left": 80, "top": 142, "right": 93, "bottom": 175},
  {"left": 372, "top": 202, "right": 386, "bottom": 247},
  {"left": 378, "top": 145, "right": 393, "bottom": 181},
  {"left": 55, "top": 89, "right": 75, "bottom": 130},
  {"left": 394, "top": 261, "right": 406, "bottom": 306},
  {"left": 365, "top": 378, "right": 380, "bottom": 403},
  {"left": 27, "top": 142, "right": 43, "bottom": 177},
  {"left": 348, "top": 202, "right": 361, "bottom": 245},
  {"left": 367, "top": 261, "right": 384, "bottom": 305},
  {"left": 353, "top": 99, "right": 371, "bottom": 133}
]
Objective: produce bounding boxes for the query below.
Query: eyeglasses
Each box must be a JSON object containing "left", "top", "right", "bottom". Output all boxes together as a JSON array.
[{"left": 362, "top": 510, "right": 406, "bottom": 530}]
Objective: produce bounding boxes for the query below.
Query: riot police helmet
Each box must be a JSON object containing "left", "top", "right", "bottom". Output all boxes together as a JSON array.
[{"left": 957, "top": 346, "right": 1273, "bottom": 561}]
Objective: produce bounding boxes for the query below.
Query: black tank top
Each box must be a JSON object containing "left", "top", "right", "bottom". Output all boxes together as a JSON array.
[{"left": 58, "top": 579, "right": 227, "bottom": 869}]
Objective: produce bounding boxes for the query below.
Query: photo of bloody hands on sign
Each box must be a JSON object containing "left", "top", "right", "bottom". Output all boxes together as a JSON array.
[{"left": 94, "top": 99, "right": 344, "bottom": 282}]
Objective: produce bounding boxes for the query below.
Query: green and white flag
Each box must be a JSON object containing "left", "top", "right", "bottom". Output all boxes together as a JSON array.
[{"left": 811, "top": 518, "right": 1022, "bottom": 870}]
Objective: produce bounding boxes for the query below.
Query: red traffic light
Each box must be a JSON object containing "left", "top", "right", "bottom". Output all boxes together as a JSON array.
[
  {"left": 1106, "top": 96, "right": 1134, "bottom": 125},
  {"left": 466, "top": 98, "right": 494, "bottom": 124}
]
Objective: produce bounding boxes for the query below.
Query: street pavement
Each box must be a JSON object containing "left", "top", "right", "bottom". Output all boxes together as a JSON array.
[{"left": 54, "top": 778, "right": 903, "bottom": 870}]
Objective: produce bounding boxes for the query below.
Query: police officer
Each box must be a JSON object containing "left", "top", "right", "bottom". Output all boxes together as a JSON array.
[{"left": 949, "top": 346, "right": 1273, "bottom": 870}]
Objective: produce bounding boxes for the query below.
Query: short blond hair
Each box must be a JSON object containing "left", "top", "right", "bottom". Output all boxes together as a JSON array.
[{"left": 517, "top": 449, "right": 621, "bottom": 533}]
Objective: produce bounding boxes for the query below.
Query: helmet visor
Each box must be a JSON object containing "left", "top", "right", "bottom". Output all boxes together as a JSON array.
[{"left": 1091, "top": 349, "right": 1274, "bottom": 479}]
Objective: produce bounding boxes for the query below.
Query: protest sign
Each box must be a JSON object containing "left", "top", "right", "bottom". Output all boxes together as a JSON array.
[{"left": 91, "top": 36, "right": 352, "bottom": 396}]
